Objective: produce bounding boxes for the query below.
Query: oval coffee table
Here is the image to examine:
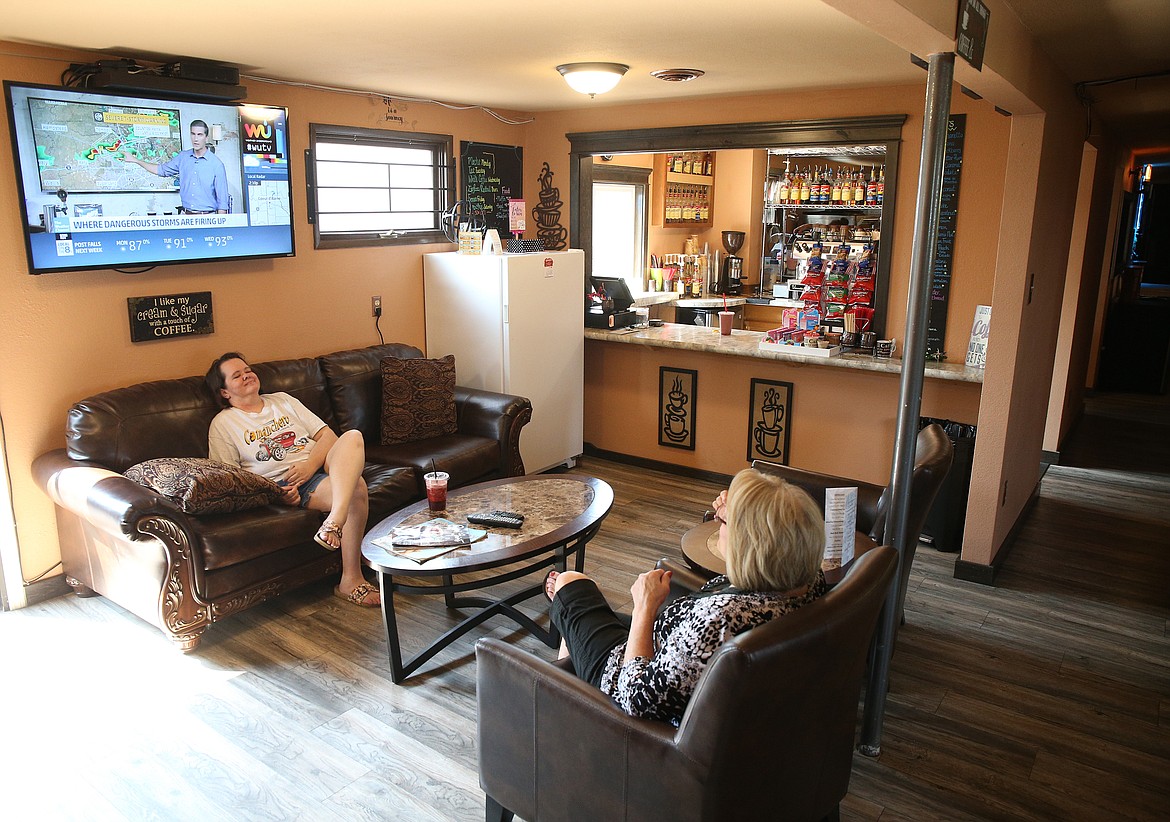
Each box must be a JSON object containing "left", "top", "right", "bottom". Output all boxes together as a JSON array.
[{"left": 362, "top": 474, "right": 614, "bottom": 683}]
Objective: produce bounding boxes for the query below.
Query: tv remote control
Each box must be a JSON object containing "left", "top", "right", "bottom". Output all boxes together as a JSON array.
[{"left": 467, "top": 511, "right": 524, "bottom": 529}]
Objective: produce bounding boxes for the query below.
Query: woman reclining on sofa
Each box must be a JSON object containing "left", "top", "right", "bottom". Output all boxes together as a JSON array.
[{"left": 206, "top": 351, "right": 379, "bottom": 608}]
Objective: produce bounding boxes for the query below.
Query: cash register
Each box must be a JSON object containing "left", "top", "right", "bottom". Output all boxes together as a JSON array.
[{"left": 586, "top": 276, "right": 639, "bottom": 329}]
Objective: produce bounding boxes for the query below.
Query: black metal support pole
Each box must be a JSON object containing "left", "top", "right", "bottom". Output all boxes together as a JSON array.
[{"left": 858, "top": 51, "right": 955, "bottom": 757}]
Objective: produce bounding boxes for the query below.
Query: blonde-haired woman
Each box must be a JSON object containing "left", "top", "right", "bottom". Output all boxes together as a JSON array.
[{"left": 546, "top": 468, "right": 827, "bottom": 726}]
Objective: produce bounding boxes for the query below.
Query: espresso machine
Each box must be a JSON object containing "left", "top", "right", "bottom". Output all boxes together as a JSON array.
[{"left": 717, "top": 230, "right": 745, "bottom": 294}]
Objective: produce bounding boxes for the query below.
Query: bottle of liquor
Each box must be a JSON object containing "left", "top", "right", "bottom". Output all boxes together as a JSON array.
[
  {"left": 699, "top": 190, "right": 709, "bottom": 222},
  {"left": 876, "top": 165, "right": 885, "bottom": 205},
  {"left": 865, "top": 166, "right": 878, "bottom": 206},
  {"left": 800, "top": 169, "right": 811, "bottom": 203},
  {"left": 831, "top": 167, "right": 843, "bottom": 205},
  {"left": 672, "top": 154, "right": 684, "bottom": 174},
  {"left": 852, "top": 171, "right": 865, "bottom": 204},
  {"left": 819, "top": 166, "right": 831, "bottom": 204},
  {"left": 778, "top": 170, "right": 790, "bottom": 205}
]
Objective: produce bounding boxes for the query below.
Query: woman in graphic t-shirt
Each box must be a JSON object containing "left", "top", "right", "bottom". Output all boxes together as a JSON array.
[{"left": 205, "top": 352, "right": 378, "bottom": 607}]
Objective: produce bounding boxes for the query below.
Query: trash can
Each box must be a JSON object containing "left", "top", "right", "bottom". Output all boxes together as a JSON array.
[{"left": 919, "top": 417, "right": 976, "bottom": 552}]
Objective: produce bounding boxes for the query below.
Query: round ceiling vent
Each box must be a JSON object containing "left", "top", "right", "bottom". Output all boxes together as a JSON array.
[{"left": 651, "top": 68, "right": 705, "bottom": 83}]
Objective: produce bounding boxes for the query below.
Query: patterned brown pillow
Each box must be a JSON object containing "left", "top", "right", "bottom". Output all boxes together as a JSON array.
[
  {"left": 123, "top": 457, "right": 283, "bottom": 515},
  {"left": 380, "top": 355, "right": 458, "bottom": 445}
]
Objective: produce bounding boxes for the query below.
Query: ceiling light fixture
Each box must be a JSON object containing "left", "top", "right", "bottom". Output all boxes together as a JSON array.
[
  {"left": 556, "top": 62, "right": 629, "bottom": 98},
  {"left": 650, "top": 68, "right": 705, "bottom": 83}
]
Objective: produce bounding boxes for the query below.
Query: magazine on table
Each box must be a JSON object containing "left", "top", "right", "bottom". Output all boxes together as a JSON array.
[{"left": 372, "top": 518, "right": 488, "bottom": 563}]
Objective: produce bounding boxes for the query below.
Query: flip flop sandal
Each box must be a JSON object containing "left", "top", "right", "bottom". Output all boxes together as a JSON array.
[
  {"left": 544, "top": 570, "right": 559, "bottom": 602},
  {"left": 334, "top": 582, "right": 380, "bottom": 608},
  {"left": 314, "top": 519, "right": 343, "bottom": 551}
]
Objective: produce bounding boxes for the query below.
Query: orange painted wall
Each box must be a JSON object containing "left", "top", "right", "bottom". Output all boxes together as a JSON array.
[{"left": 0, "top": 42, "right": 529, "bottom": 584}]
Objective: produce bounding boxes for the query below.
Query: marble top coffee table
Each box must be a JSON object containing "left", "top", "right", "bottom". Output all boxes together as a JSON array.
[{"left": 362, "top": 474, "right": 614, "bottom": 683}]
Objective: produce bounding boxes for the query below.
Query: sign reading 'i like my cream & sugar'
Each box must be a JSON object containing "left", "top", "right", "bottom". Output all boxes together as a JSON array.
[{"left": 128, "top": 292, "right": 213, "bottom": 342}]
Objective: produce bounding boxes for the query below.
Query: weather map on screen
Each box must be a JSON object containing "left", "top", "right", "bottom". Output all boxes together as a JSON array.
[{"left": 28, "top": 97, "right": 182, "bottom": 193}]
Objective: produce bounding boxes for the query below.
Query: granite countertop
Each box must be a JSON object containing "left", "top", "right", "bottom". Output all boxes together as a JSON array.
[
  {"left": 675, "top": 297, "right": 748, "bottom": 308},
  {"left": 584, "top": 323, "right": 984, "bottom": 384},
  {"left": 630, "top": 291, "right": 679, "bottom": 308}
]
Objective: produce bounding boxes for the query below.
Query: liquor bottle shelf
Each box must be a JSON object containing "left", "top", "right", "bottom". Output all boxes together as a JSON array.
[
  {"left": 764, "top": 203, "right": 883, "bottom": 211},
  {"left": 666, "top": 170, "right": 714, "bottom": 185}
]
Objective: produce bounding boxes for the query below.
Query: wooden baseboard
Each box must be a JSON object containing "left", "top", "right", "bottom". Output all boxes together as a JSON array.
[
  {"left": 952, "top": 473, "right": 1044, "bottom": 586},
  {"left": 953, "top": 558, "right": 998, "bottom": 585},
  {"left": 582, "top": 444, "right": 734, "bottom": 487},
  {"left": 21, "top": 573, "right": 73, "bottom": 608}
]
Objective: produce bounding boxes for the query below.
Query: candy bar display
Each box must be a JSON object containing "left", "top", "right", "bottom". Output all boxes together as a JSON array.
[{"left": 787, "top": 237, "right": 877, "bottom": 331}]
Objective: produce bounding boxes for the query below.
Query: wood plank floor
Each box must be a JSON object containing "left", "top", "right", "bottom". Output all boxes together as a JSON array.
[{"left": 3, "top": 395, "right": 1167, "bottom": 821}]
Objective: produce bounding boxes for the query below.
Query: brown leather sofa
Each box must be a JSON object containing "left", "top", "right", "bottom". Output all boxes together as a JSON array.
[{"left": 32, "top": 343, "right": 532, "bottom": 651}]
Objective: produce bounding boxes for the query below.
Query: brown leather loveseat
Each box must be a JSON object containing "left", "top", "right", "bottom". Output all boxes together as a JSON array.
[{"left": 33, "top": 343, "right": 532, "bottom": 650}]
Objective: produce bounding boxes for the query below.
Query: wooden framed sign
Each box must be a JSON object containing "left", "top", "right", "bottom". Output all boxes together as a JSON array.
[
  {"left": 128, "top": 291, "right": 213, "bottom": 342},
  {"left": 747, "top": 379, "right": 792, "bottom": 464},
  {"left": 659, "top": 367, "right": 697, "bottom": 450}
]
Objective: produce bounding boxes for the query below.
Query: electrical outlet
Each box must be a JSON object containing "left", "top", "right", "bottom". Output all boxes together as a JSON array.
[{"left": 371, "top": 295, "right": 382, "bottom": 317}]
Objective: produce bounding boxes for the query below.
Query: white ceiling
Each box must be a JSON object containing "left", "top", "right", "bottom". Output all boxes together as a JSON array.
[{"left": 2, "top": 1, "right": 1167, "bottom": 143}]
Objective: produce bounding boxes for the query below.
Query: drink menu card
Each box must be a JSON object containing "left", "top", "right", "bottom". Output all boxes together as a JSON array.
[{"left": 823, "top": 487, "right": 858, "bottom": 569}]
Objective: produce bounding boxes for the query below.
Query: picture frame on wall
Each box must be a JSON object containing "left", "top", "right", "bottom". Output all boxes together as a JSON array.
[
  {"left": 659, "top": 367, "right": 697, "bottom": 450},
  {"left": 747, "top": 379, "right": 792, "bottom": 464}
]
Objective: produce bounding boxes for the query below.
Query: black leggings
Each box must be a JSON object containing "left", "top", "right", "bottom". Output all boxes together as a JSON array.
[{"left": 549, "top": 578, "right": 632, "bottom": 687}]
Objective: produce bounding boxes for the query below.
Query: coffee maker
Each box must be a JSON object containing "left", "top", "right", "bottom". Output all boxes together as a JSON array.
[{"left": 717, "top": 230, "right": 745, "bottom": 295}]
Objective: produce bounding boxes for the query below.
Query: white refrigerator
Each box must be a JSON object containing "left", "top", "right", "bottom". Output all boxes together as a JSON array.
[{"left": 423, "top": 250, "right": 584, "bottom": 474}]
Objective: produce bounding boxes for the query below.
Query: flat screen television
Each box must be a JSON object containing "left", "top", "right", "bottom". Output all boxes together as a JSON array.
[{"left": 5, "top": 81, "right": 295, "bottom": 274}]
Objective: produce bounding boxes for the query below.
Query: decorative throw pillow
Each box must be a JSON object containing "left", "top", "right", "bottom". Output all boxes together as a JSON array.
[
  {"left": 380, "top": 355, "right": 458, "bottom": 445},
  {"left": 123, "top": 457, "right": 283, "bottom": 515}
]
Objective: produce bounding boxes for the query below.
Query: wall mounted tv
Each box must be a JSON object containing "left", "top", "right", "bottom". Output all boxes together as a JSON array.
[{"left": 5, "top": 81, "right": 295, "bottom": 274}]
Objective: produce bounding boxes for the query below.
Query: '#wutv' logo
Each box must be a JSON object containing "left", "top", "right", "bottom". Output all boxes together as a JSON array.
[{"left": 242, "top": 120, "right": 278, "bottom": 155}]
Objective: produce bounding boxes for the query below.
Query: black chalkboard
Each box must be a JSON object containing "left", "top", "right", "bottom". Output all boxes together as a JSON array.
[
  {"left": 927, "top": 114, "right": 966, "bottom": 358},
  {"left": 460, "top": 142, "right": 522, "bottom": 234}
]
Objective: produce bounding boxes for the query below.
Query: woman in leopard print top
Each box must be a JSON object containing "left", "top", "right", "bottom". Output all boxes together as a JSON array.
[{"left": 548, "top": 468, "right": 827, "bottom": 727}]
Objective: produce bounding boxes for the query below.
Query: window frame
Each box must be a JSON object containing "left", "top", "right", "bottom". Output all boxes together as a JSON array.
[
  {"left": 307, "top": 123, "right": 453, "bottom": 249},
  {"left": 591, "top": 164, "right": 651, "bottom": 293}
]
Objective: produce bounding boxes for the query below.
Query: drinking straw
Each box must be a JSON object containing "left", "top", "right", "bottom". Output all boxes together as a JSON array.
[{"left": 431, "top": 458, "right": 438, "bottom": 477}]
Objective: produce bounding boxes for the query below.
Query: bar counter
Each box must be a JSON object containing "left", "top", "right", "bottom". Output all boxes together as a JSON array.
[
  {"left": 583, "top": 322, "right": 983, "bottom": 484},
  {"left": 585, "top": 323, "right": 983, "bottom": 384}
]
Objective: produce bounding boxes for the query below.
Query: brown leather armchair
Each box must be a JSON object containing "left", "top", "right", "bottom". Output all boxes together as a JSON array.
[
  {"left": 475, "top": 545, "right": 897, "bottom": 822},
  {"left": 751, "top": 422, "right": 953, "bottom": 623}
]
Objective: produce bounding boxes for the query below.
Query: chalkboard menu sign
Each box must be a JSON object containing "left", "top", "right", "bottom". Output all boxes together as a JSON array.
[
  {"left": 927, "top": 114, "right": 966, "bottom": 357},
  {"left": 460, "top": 142, "right": 522, "bottom": 234},
  {"left": 128, "top": 291, "right": 214, "bottom": 342}
]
